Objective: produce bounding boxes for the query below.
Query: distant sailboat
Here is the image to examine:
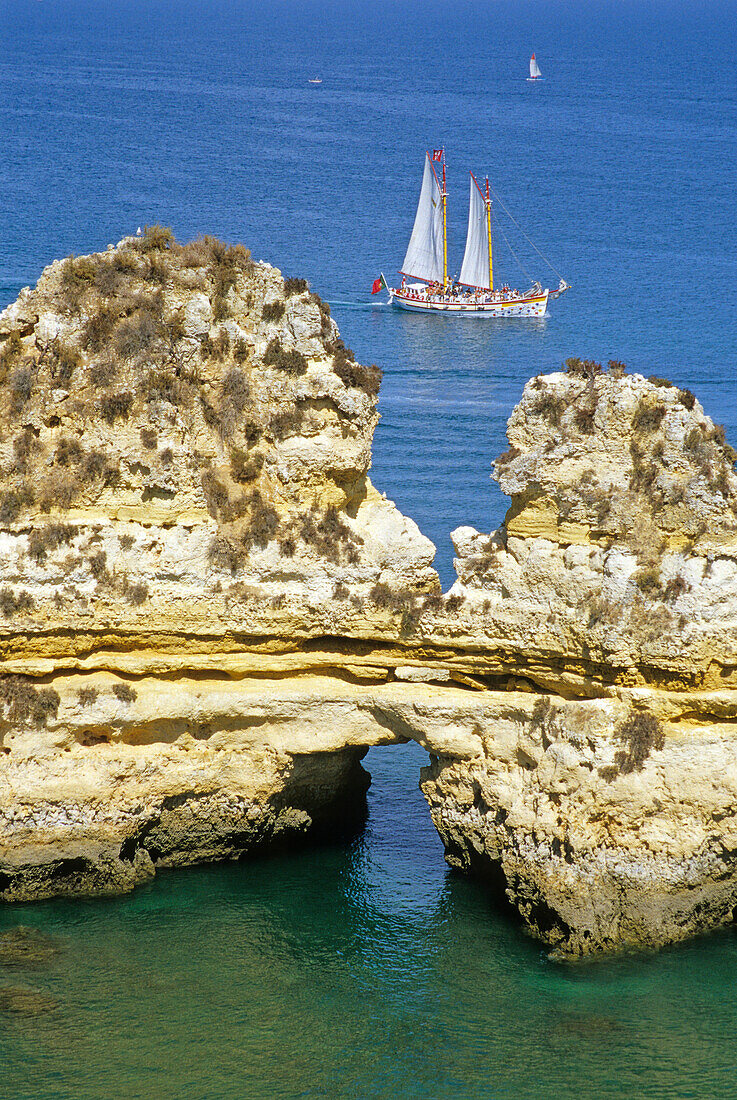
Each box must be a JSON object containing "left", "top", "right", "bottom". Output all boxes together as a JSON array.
[{"left": 527, "top": 54, "right": 542, "bottom": 81}]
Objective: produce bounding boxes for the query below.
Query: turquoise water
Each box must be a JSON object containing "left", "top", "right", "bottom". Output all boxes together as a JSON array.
[
  {"left": 2, "top": 1, "right": 737, "bottom": 1094},
  {"left": 3, "top": 744, "right": 737, "bottom": 1099}
]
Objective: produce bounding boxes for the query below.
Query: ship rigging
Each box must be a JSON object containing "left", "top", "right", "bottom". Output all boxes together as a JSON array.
[{"left": 374, "top": 150, "right": 569, "bottom": 316}]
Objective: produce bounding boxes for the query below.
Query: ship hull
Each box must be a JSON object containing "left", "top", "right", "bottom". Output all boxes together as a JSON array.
[{"left": 389, "top": 290, "right": 549, "bottom": 317}]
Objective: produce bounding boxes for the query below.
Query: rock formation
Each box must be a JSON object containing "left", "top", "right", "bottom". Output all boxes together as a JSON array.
[
  {"left": 421, "top": 361, "right": 737, "bottom": 957},
  {"left": 1, "top": 236, "right": 736, "bottom": 959},
  {"left": 0, "top": 229, "right": 439, "bottom": 901}
]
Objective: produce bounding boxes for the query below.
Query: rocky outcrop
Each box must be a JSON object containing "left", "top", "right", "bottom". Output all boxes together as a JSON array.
[
  {"left": 421, "top": 363, "right": 737, "bottom": 956},
  {"left": 0, "top": 230, "right": 439, "bottom": 900},
  {"left": 2, "top": 241, "right": 737, "bottom": 959}
]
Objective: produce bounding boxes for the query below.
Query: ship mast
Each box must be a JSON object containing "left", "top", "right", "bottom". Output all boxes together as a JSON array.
[
  {"left": 485, "top": 176, "right": 493, "bottom": 291},
  {"left": 442, "top": 158, "right": 448, "bottom": 287}
]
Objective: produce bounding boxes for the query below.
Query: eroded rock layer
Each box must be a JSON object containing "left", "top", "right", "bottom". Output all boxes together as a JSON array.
[
  {"left": 0, "top": 231, "right": 440, "bottom": 898},
  {"left": 422, "top": 363, "right": 737, "bottom": 956},
  {"left": 2, "top": 241, "right": 737, "bottom": 959}
]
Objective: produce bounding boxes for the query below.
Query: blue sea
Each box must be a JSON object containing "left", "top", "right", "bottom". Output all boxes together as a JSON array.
[{"left": 2, "top": 1, "right": 737, "bottom": 1095}]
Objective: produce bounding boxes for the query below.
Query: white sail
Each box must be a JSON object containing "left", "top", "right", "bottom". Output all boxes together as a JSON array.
[
  {"left": 401, "top": 154, "right": 444, "bottom": 283},
  {"left": 458, "top": 175, "right": 490, "bottom": 290},
  {"left": 530, "top": 54, "right": 541, "bottom": 78}
]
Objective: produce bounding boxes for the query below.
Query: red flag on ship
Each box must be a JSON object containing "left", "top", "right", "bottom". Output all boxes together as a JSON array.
[
  {"left": 432, "top": 149, "right": 443, "bottom": 161},
  {"left": 371, "top": 277, "right": 383, "bottom": 294}
]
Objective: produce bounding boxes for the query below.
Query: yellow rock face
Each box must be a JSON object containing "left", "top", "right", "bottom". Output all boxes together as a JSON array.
[
  {"left": 435, "top": 368, "right": 737, "bottom": 955},
  {"left": 2, "top": 249, "right": 737, "bottom": 958},
  {"left": 0, "top": 233, "right": 439, "bottom": 899}
]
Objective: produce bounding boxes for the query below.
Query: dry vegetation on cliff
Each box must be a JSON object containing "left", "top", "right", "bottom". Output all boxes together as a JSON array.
[
  {"left": 0, "top": 227, "right": 424, "bottom": 623},
  {"left": 7, "top": 234, "right": 737, "bottom": 961},
  {"left": 0, "top": 230, "right": 442, "bottom": 907},
  {"left": 444, "top": 357, "right": 737, "bottom": 675}
]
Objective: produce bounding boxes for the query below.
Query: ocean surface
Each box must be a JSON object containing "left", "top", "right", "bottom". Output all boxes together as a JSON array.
[{"left": 1, "top": 1, "right": 737, "bottom": 1095}]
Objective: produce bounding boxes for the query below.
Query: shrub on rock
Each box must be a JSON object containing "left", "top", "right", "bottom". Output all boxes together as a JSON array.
[
  {"left": 263, "top": 339, "right": 307, "bottom": 376},
  {"left": 261, "top": 301, "right": 285, "bottom": 322}
]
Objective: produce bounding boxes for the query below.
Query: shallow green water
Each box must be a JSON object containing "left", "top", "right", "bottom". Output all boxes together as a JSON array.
[{"left": 2, "top": 743, "right": 737, "bottom": 1100}]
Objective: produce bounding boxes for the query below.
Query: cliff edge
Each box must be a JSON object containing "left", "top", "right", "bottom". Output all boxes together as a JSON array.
[
  {"left": 422, "top": 360, "right": 737, "bottom": 956},
  {"left": 0, "top": 229, "right": 440, "bottom": 900},
  {"left": 2, "top": 237, "right": 737, "bottom": 960}
]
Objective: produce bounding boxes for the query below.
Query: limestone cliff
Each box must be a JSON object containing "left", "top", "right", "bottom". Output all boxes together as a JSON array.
[
  {"left": 0, "top": 229, "right": 440, "bottom": 900},
  {"left": 421, "top": 361, "right": 737, "bottom": 956},
  {"left": 3, "top": 240, "right": 737, "bottom": 961}
]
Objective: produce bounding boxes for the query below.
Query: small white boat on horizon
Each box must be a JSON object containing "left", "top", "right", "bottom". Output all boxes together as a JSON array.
[
  {"left": 373, "top": 150, "right": 569, "bottom": 317},
  {"left": 308, "top": 77, "right": 322, "bottom": 84},
  {"left": 527, "top": 54, "right": 542, "bottom": 81}
]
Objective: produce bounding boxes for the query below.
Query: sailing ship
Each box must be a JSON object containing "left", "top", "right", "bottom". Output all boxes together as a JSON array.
[
  {"left": 376, "top": 151, "right": 569, "bottom": 317},
  {"left": 528, "top": 54, "right": 542, "bottom": 81}
]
